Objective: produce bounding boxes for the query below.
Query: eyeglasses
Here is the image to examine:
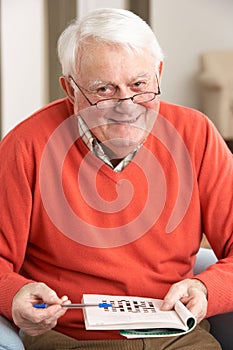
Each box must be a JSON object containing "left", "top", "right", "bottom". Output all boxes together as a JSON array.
[{"left": 68, "top": 75, "right": 161, "bottom": 109}]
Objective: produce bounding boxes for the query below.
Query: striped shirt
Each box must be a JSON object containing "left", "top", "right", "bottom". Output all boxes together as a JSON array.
[{"left": 77, "top": 116, "right": 142, "bottom": 172}]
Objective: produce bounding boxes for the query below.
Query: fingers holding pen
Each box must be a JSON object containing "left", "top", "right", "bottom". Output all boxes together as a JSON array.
[{"left": 12, "top": 282, "right": 71, "bottom": 336}]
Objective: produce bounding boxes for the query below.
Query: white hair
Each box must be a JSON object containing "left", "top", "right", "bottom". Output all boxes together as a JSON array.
[{"left": 57, "top": 8, "right": 164, "bottom": 77}]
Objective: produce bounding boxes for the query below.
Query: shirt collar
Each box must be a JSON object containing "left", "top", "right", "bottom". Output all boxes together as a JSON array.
[{"left": 77, "top": 116, "right": 142, "bottom": 172}]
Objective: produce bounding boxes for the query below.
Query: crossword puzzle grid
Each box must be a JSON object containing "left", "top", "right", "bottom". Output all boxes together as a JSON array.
[{"left": 101, "top": 299, "right": 157, "bottom": 313}]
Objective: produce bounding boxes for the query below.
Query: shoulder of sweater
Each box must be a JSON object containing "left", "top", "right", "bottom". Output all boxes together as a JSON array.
[
  {"left": 159, "top": 100, "right": 207, "bottom": 122},
  {"left": 158, "top": 100, "right": 213, "bottom": 139},
  {"left": 2, "top": 98, "right": 74, "bottom": 140},
  {"left": 32, "top": 97, "right": 73, "bottom": 116},
  {"left": 158, "top": 100, "right": 230, "bottom": 160},
  {"left": 18, "top": 97, "right": 73, "bottom": 126}
]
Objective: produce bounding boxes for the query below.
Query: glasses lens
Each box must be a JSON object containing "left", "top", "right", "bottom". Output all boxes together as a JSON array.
[
  {"left": 133, "top": 93, "right": 156, "bottom": 104},
  {"left": 96, "top": 92, "right": 159, "bottom": 109},
  {"left": 96, "top": 99, "right": 119, "bottom": 109}
]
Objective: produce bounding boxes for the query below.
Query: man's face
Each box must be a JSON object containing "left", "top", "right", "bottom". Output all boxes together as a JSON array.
[{"left": 73, "top": 39, "right": 161, "bottom": 158}]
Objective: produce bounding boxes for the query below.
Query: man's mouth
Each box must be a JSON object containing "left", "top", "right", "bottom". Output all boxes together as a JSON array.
[{"left": 109, "top": 114, "right": 141, "bottom": 125}]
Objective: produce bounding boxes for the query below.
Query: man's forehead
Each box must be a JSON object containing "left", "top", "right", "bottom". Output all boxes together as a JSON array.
[{"left": 77, "top": 40, "right": 154, "bottom": 71}]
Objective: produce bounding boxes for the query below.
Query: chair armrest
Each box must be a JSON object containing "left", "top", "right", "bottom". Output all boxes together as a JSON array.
[
  {"left": 0, "top": 315, "right": 25, "bottom": 349},
  {"left": 194, "top": 247, "right": 217, "bottom": 275},
  {"left": 194, "top": 248, "right": 233, "bottom": 350},
  {"left": 208, "top": 312, "right": 233, "bottom": 350}
]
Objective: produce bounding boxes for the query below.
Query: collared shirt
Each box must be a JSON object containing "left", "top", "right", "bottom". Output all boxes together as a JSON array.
[{"left": 77, "top": 116, "right": 142, "bottom": 172}]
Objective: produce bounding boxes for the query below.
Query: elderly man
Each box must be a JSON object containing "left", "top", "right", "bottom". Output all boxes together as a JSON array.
[{"left": 0, "top": 8, "right": 232, "bottom": 350}]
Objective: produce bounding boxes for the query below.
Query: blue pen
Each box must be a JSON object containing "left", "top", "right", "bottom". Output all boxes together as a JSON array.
[{"left": 33, "top": 303, "right": 112, "bottom": 309}]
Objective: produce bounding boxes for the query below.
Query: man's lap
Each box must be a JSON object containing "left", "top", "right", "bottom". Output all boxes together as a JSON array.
[{"left": 21, "top": 319, "right": 222, "bottom": 350}]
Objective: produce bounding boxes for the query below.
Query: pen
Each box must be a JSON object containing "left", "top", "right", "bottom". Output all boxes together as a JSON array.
[{"left": 33, "top": 303, "right": 112, "bottom": 309}]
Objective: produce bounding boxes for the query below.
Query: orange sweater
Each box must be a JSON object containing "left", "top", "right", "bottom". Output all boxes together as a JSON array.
[{"left": 0, "top": 98, "right": 232, "bottom": 340}]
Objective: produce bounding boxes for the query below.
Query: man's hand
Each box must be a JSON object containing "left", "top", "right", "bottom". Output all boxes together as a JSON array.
[
  {"left": 12, "top": 282, "right": 71, "bottom": 336},
  {"left": 161, "top": 278, "right": 208, "bottom": 323}
]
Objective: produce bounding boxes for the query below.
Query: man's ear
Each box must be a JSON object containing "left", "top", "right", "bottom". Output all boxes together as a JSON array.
[
  {"left": 59, "top": 76, "right": 75, "bottom": 104},
  {"left": 158, "top": 61, "right": 163, "bottom": 80}
]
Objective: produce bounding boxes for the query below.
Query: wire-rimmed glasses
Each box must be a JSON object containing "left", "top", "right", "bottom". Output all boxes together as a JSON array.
[{"left": 68, "top": 75, "right": 161, "bottom": 109}]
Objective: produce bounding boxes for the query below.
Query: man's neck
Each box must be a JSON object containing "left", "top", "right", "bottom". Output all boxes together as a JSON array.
[{"left": 100, "top": 142, "right": 123, "bottom": 167}]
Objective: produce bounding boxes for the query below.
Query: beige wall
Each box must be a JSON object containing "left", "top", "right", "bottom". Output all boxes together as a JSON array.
[
  {"left": 150, "top": 0, "right": 233, "bottom": 110},
  {"left": 77, "top": 0, "right": 127, "bottom": 17},
  {"left": 0, "top": 0, "right": 129, "bottom": 137},
  {"left": 2, "top": 0, "right": 232, "bottom": 137},
  {"left": 1, "top": 0, "right": 48, "bottom": 136}
]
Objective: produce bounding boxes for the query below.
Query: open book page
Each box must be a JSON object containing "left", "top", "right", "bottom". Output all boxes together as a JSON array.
[
  {"left": 82, "top": 294, "right": 196, "bottom": 337},
  {"left": 121, "top": 300, "right": 197, "bottom": 338}
]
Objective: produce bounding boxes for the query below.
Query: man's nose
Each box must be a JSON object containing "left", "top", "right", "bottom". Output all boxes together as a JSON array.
[
  {"left": 114, "top": 97, "right": 137, "bottom": 113},
  {"left": 113, "top": 86, "right": 137, "bottom": 110}
]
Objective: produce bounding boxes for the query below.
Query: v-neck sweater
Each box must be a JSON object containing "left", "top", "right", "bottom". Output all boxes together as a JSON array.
[{"left": 0, "top": 98, "right": 232, "bottom": 340}]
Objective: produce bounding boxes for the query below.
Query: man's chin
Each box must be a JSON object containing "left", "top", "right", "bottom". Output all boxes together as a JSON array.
[{"left": 100, "top": 138, "right": 141, "bottom": 159}]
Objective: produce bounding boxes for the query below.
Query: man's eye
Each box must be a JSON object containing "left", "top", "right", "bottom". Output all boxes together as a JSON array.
[
  {"left": 98, "top": 87, "right": 108, "bottom": 92},
  {"left": 96, "top": 86, "right": 115, "bottom": 96},
  {"left": 134, "top": 81, "right": 143, "bottom": 87},
  {"left": 132, "top": 81, "right": 147, "bottom": 91},
  {"left": 135, "top": 80, "right": 148, "bottom": 87}
]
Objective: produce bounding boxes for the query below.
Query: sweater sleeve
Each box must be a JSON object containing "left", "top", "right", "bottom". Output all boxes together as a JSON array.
[
  {"left": 194, "top": 117, "right": 233, "bottom": 317},
  {"left": 0, "top": 130, "right": 35, "bottom": 320}
]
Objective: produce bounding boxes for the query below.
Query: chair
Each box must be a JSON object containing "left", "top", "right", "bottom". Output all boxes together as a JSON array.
[
  {"left": 195, "top": 248, "right": 233, "bottom": 350},
  {"left": 198, "top": 50, "right": 233, "bottom": 140}
]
